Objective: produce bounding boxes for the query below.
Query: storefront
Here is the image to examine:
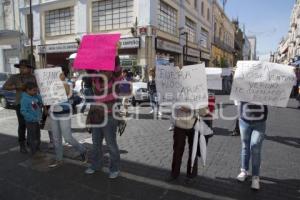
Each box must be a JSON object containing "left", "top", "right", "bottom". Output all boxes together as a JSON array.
[
  {"left": 155, "top": 38, "right": 183, "bottom": 66},
  {"left": 37, "top": 42, "right": 78, "bottom": 69},
  {"left": 200, "top": 51, "right": 211, "bottom": 67},
  {"left": 118, "top": 37, "right": 140, "bottom": 70},
  {"left": 184, "top": 47, "right": 200, "bottom": 65}
]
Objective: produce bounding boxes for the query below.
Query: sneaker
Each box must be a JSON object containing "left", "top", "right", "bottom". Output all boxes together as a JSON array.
[
  {"left": 158, "top": 112, "right": 163, "bottom": 116},
  {"left": 109, "top": 171, "right": 120, "bottom": 179},
  {"left": 149, "top": 110, "right": 154, "bottom": 114},
  {"left": 85, "top": 167, "right": 96, "bottom": 175},
  {"left": 48, "top": 160, "right": 63, "bottom": 168},
  {"left": 237, "top": 169, "right": 249, "bottom": 182},
  {"left": 20, "top": 145, "right": 28, "bottom": 154},
  {"left": 168, "top": 126, "right": 174, "bottom": 131},
  {"left": 80, "top": 151, "right": 88, "bottom": 163},
  {"left": 251, "top": 176, "right": 260, "bottom": 190}
]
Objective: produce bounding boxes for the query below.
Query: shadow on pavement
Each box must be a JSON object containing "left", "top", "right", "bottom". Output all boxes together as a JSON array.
[
  {"left": 0, "top": 133, "right": 299, "bottom": 200},
  {"left": 265, "top": 135, "right": 300, "bottom": 148}
]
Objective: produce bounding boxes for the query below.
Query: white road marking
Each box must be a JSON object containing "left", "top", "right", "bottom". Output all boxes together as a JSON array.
[
  {"left": 40, "top": 154, "right": 218, "bottom": 199},
  {"left": 0, "top": 115, "right": 17, "bottom": 122}
]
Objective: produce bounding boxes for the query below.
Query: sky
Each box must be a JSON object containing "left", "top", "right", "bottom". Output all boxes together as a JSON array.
[{"left": 221, "top": 0, "right": 295, "bottom": 61}]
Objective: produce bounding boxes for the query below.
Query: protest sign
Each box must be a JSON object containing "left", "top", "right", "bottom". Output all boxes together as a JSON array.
[
  {"left": 230, "top": 61, "right": 296, "bottom": 107},
  {"left": 156, "top": 64, "right": 208, "bottom": 109},
  {"left": 34, "top": 68, "right": 68, "bottom": 105},
  {"left": 73, "top": 34, "right": 121, "bottom": 71}
]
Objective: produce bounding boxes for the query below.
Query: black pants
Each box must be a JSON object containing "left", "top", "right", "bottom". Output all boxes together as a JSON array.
[
  {"left": 171, "top": 127, "right": 198, "bottom": 178},
  {"left": 16, "top": 105, "right": 26, "bottom": 144},
  {"left": 26, "top": 122, "right": 41, "bottom": 155}
]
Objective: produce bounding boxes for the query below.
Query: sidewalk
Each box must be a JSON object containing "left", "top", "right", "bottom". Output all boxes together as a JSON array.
[{"left": 0, "top": 96, "right": 299, "bottom": 200}]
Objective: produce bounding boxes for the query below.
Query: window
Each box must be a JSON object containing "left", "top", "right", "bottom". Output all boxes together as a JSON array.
[
  {"left": 185, "top": 17, "right": 196, "bottom": 43},
  {"left": 158, "top": 0, "right": 178, "bottom": 35},
  {"left": 200, "top": 28, "right": 209, "bottom": 48},
  {"left": 207, "top": 8, "right": 210, "bottom": 21},
  {"left": 194, "top": 0, "right": 198, "bottom": 9},
  {"left": 92, "top": 0, "right": 134, "bottom": 32},
  {"left": 45, "top": 7, "right": 74, "bottom": 37},
  {"left": 201, "top": 1, "right": 204, "bottom": 17}
]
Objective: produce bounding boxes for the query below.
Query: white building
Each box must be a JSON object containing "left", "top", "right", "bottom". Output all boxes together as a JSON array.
[
  {"left": 243, "top": 33, "right": 251, "bottom": 60},
  {"left": 248, "top": 36, "right": 257, "bottom": 60},
  {"left": 0, "top": 0, "right": 21, "bottom": 73},
  {"left": 273, "top": 0, "right": 300, "bottom": 64},
  {"left": 17, "top": 0, "right": 214, "bottom": 75}
]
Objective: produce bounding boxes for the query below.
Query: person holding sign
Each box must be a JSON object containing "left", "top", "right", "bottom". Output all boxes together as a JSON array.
[
  {"left": 3, "top": 59, "right": 36, "bottom": 154},
  {"left": 84, "top": 57, "right": 122, "bottom": 179},
  {"left": 147, "top": 68, "right": 162, "bottom": 116},
  {"left": 167, "top": 106, "right": 212, "bottom": 184},
  {"left": 236, "top": 102, "right": 268, "bottom": 190},
  {"left": 48, "top": 71, "right": 88, "bottom": 168}
]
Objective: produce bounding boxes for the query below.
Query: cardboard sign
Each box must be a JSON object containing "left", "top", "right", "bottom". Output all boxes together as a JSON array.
[
  {"left": 230, "top": 61, "right": 296, "bottom": 107},
  {"left": 73, "top": 34, "right": 121, "bottom": 71},
  {"left": 156, "top": 64, "right": 208, "bottom": 109},
  {"left": 34, "top": 68, "right": 68, "bottom": 105}
]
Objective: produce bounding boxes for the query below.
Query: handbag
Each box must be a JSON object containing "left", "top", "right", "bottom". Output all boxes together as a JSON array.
[{"left": 86, "top": 105, "right": 105, "bottom": 125}]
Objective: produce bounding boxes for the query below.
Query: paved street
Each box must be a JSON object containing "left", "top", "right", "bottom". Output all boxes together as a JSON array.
[{"left": 0, "top": 95, "right": 299, "bottom": 200}]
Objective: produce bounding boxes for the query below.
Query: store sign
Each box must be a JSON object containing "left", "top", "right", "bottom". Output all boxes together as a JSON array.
[
  {"left": 201, "top": 52, "right": 211, "bottom": 60},
  {"left": 8, "top": 57, "right": 19, "bottom": 64},
  {"left": 186, "top": 56, "right": 200, "bottom": 63},
  {"left": 120, "top": 37, "right": 140, "bottom": 49},
  {"left": 38, "top": 43, "right": 78, "bottom": 54},
  {"left": 156, "top": 39, "right": 183, "bottom": 54},
  {"left": 187, "top": 48, "right": 200, "bottom": 58}
]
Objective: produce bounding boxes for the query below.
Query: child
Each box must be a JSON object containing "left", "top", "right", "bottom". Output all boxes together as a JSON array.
[{"left": 20, "top": 82, "right": 43, "bottom": 156}]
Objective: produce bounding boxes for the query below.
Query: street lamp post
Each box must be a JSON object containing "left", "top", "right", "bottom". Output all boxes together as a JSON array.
[
  {"left": 180, "top": 32, "right": 188, "bottom": 65},
  {"left": 29, "top": 0, "right": 34, "bottom": 67}
]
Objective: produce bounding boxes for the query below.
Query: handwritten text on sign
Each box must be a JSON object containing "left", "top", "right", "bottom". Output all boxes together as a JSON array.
[
  {"left": 34, "top": 68, "right": 68, "bottom": 106},
  {"left": 230, "top": 61, "right": 296, "bottom": 107},
  {"left": 156, "top": 64, "right": 208, "bottom": 109}
]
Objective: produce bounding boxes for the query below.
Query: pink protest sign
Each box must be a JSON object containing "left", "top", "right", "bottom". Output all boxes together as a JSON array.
[{"left": 73, "top": 34, "right": 121, "bottom": 71}]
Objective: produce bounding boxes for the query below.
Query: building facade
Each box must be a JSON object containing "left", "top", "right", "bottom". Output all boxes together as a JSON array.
[
  {"left": 243, "top": 33, "right": 251, "bottom": 61},
  {"left": 17, "top": 0, "right": 214, "bottom": 78},
  {"left": 0, "top": 0, "right": 21, "bottom": 73},
  {"left": 211, "top": 0, "right": 234, "bottom": 68},
  {"left": 248, "top": 36, "right": 257, "bottom": 60},
  {"left": 272, "top": 0, "right": 300, "bottom": 64}
]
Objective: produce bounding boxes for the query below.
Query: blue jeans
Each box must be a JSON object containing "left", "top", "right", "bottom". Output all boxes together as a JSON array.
[
  {"left": 239, "top": 119, "right": 266, "bottom": 176},
  {"left": 51, "top": 113, "right": 86, "bottom": 161},
  {"left": 90, "top": 116, "right": 120, "bottom": 172},
  {"left": 80, "top": 88, "right": 94, "bottom": 113},
  {"left": 149, "top": 92, "right": 158, "bottom": 110}
]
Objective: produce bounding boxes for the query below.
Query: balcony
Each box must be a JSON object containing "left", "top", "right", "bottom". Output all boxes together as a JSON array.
[{"left": 213, "top": 36, "right": 234, "bottom": 53}]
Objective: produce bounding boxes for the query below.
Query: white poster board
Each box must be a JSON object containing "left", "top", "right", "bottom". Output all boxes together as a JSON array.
[
  {"left": 156, "top": 64, "right": 208, "bottom": 109},
  {"left": 230, "top": 61, "right": 296, "bottom": 107},
  {"left": 34, "top": 68, "right": 68, "bottom": 105}
]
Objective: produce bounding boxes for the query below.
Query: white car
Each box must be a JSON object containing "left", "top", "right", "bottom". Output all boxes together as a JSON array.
[{"left": 131, "top": 82, "right": 149, "bottom": 106}]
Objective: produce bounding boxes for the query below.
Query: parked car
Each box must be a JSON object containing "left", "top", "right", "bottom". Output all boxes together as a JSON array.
[
  {"left": 0, "top": 73, "right": 16, "bottom": 108},
  {"left": 130, "top": 82, "right": 150, "bottom": 106}
]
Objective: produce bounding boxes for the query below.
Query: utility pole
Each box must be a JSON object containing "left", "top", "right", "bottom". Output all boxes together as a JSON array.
[
  {"left": 180, "top": 32, "right": 188, "bottom": 65},
  {"left": 29, "top": 0, "right": 34, "bottom": 67}
]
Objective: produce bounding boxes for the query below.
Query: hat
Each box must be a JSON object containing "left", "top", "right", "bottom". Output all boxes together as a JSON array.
[{"left": 14, "top": 59, "right": 33, "bottom": 68}]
